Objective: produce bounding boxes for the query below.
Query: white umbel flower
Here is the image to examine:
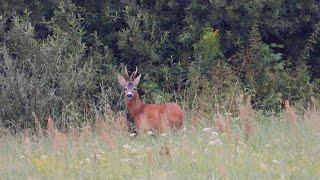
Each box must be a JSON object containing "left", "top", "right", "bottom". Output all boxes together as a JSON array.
[
  {"left": 209, "top": 139, "right": 223, "bottom": 145},
  {"left": 203, "top": 127, "right": 212, "bottom": 133}
]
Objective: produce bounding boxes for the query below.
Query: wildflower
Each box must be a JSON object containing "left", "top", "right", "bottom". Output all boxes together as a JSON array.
[
  {"left": 40, "top": 155, "right": 48, "bottom": 160},
  {"left": 160, "top": 133, "right": 167, "bottom": 137},
  {"left": 211, "top": 131, "right": 218, "bottom": 139},
  {"left": 147, "top": 130, "right": 153, "bottom": 136},
  {"left": 98, "top": 148, "right": 105, "bottom": 154},
  {"left": 121, "top": 158, "right": 131, "bottom": 163},
  {"left": 211, "top": 171, "right": 216, "bottom": 179},
  {"left": 272, "top": 159, "right": 280, "bottom": 164},
  {"left": 212, "top": 29, "right": 219, "bottom": 37},
  {"left": 203, "top": 127, "right": 212, "bottom": 133},
  {"left": 203, "top": 148, "right": 209, "bottom": 155},
  {"left": 129, "top": 148, "right": 138, "bottom": 154},
  {"left": 266, "top": 143, "right": 271, "bottom": 148},
  {"left": 209, "top": 139, "right": 223, "bottom": 145},
  {"left": 123, "top": 144, "right": 131, "bottom": 149}
]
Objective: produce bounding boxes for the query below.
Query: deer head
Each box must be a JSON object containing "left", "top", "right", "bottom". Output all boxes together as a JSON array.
[{"left": 118, "top": 67, "right": 141, "bottom": 101}]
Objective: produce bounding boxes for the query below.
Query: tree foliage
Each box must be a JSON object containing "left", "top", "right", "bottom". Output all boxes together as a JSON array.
[{"left": 0, "top": 0, "right": 320, "bottom": 128}]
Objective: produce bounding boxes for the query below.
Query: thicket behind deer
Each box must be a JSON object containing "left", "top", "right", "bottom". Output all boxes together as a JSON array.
[{"left": 118, "top": 68, "right": 184, "bottom": 133}]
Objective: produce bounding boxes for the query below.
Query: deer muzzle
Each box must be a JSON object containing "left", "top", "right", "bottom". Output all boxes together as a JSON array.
[{"left": 126, "top": 93, "right": 133, "bottom": 100}]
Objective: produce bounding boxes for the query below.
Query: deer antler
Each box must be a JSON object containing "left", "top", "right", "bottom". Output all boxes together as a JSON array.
[
  {"left": 130, "top": 67, "right": 138, "bottom": 81},
  {"left": 124, "top": 67, "right": 129, "bottom": 79}
]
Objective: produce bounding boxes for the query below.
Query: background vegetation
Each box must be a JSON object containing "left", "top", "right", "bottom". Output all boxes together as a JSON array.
[
  {"left": 0, "top": 0, "right": 320, "bottom": 129},
  {"left": 1, "top": 1, "right": 320, "bottom": 178}
]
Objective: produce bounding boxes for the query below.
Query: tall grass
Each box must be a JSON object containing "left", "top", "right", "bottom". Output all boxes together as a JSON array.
[{"left": 0, "top": 99, "right": 319, "bottom": 179}]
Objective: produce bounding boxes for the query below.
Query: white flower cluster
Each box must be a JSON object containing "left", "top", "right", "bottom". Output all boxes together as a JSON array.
[{"left": 202, "top": 127, "right": 223, "bottom": 145}]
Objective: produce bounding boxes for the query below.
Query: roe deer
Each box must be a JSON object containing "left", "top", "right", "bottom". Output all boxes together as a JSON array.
[{"left": 118, "top": 67, "right": 184, "bottom": 133}]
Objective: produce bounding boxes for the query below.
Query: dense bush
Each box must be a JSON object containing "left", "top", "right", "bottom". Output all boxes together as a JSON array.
[{"left": 0, "top": 0, "right": 319, "bottom": 129}]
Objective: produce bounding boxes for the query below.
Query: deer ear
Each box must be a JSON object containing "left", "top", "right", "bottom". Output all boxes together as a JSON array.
[
  {"left": 117, "top": 74, "right": 126, "bottom": 87},
  {"left": 133, "top": 74, "right": 141, "bottom": 86}
]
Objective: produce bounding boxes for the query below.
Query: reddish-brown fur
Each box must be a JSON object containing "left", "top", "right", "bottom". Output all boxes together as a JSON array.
[
  {"left": 118, "top": 68, "right": 184, "bottom": 133},
  {"left": 126, "top": 93, "right": 184, "bottom": 133}
]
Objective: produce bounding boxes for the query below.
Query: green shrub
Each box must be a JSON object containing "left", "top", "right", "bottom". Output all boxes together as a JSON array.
[
  {"left": 0, "top": 4, "right": 97, "bottom": 128},
  {"left": 239, "top": 25, "right": 313, "bottom": 111}
]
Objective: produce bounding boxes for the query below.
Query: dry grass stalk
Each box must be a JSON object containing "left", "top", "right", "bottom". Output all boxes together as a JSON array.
[
  {"left": 303, "top": 103, "right": 320, "bottom": 133},
  {"left": 284, "top": 100, "right": 298, "bottom": 136},
  {"left": 139, "top": 115, "right": 149, "bottom": 134},
  {"left": 146, "top": 147, "right": 155, "bottom": 165},
  {"left": 90, "top": 148, "right": 99, "bottom": 166},
  {"left": 239, "top": 98, "right": 254, "bottom": 139},
  {"left": 113, "top": 114, "right": 128, "bottom": 133},
  {"left": 46, "top": 116, "right": 67, "bottom": 152},
  {"left": 160, "top": 117, "right": 170, "bottom": 133},
  {"left": 214, "top": 106, "right": 224, "bottom": 133},
  {"left": 52, "top": 129, "right": 67, "bottom": 152},
  {"left": 224, "top": 114, "right": 233, "bottom": 141},
  {"left": 32, "top": 112, "right": 42, "bottom": 136},
  {"left": 181, "top": 141, "right": 196, "bottom": 165},
  {"left": 219, "top": 164, "right": 230, "bottom": 179},
  {"left": 214, "top": 105, "right": 233, "bottom": 140},
  {"left": 99, "top": 132, "right": 117, "bottom": 150},
  {"left": 191, "top": 113, "right": 201, "bottom": 128},
  {"left": 69, "top": 126, "right": 81, "bottom": 145},
  {"left": 47, "top": 116, "right": 55, "bottom": 139},
  {"left": 68, "top": 126, "right": 80, "bottom": 156},
  {"left": 159, "top": 143, "right": 171, "bottom": 160},
  {"left": 80, "top": 121, "right": 91, "bottom": 140},
  {"left": 23, "top": 129, "right": 31, "bottom": 157},
  {"left": 94, "top": 116, "right": 118, "bottom": 149},
  {"left": 95, "top": 116, "right": 110, "bottom": 135}
]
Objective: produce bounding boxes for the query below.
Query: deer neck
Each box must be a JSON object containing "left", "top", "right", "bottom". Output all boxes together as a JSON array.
[{"left": 126, "top": 94, "right": 144, "bottom": 120}]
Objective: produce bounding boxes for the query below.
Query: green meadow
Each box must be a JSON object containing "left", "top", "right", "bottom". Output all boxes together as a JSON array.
[{"left": 1, "top": 103, "right": 319, "bottom": 179}]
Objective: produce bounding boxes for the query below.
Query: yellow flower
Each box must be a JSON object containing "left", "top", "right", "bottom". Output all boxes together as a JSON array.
[
  {"left": 33, "top": 158, "right": 46, "bottom": 172},
  {"left": 31, "top": 155, "right": 65, "bottom": 176},
  {"left": 212, "top": 29, "right": 219, "bottom": 37}
]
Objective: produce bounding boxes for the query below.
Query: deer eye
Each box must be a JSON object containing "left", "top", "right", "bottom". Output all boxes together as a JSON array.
[
  {"left": 124, "top": 88, "right": 127, "bottom": 91},
  {"left": 133, "top": 87, "right": 137, "bottom": 91}
]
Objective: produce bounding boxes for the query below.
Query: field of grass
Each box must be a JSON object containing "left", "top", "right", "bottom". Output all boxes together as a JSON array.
[{"left": 0, "top": 102, "right": 320, "bottom": 179}]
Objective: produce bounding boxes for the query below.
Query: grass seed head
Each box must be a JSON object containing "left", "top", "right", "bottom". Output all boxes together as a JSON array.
[
  {"left": 23, "top": 129, "right": 31, "bottom": 157},
  {"left": 239, "top": 97, "right": 254, "bottom": 139},
  {"left": 52, "top": 129, "right": 67, "bottom": 152},
  {"left": 47, "top": 116, "right": 55, "bottom": 139},
  {"left": 95, "top": 116, "right": 109, "bottom": 135},
  {"left": 113, "top": 114, "right": 128, "bottom": 133},
  {"left": 69, "top": 126, "right": 80, "bottom": 144},
  {"left": 32, "top": 112, "right": 42, "bottom": 136},
  {"left": 303, "top": 101, "right": 320, "bottom": 133},
  {"left": 284, "top": 100, "right": 298, "bottom": 136},
  {"left": 80, "top": 121, "right": 91, "bottom": 140},
  {"left": 100, "top": 132, "right": 117, "bottom": 150}
]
